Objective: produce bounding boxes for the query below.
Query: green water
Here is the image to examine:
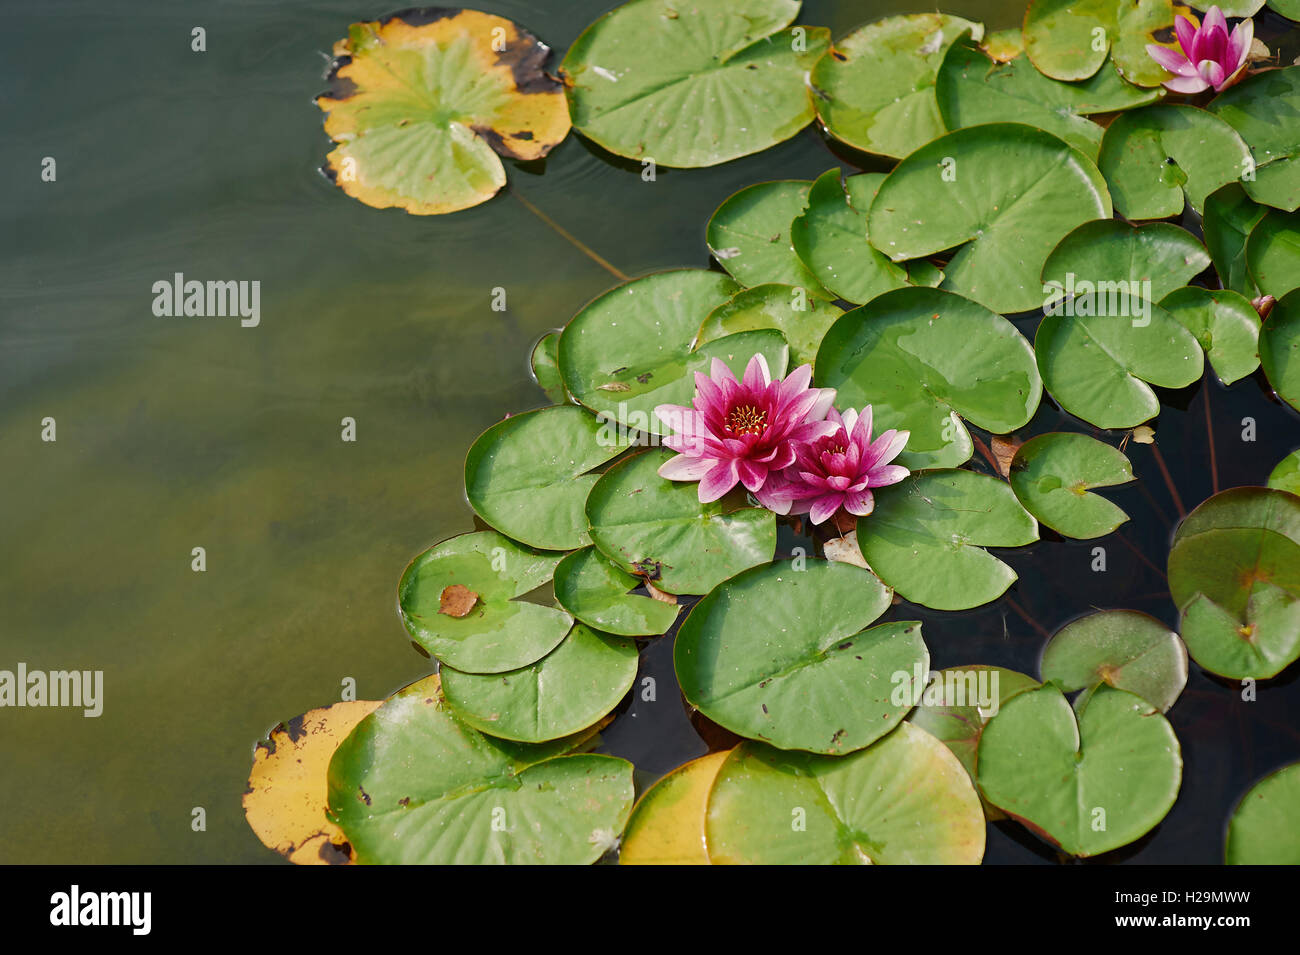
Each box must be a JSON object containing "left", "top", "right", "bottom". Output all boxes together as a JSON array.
[{"left": 3, "top": 0, "right": 1297, "bottom": 864}]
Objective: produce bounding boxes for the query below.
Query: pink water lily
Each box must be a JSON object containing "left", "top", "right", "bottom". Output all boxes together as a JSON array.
[
  {"left": 1146, "top": 6, "right": 1252, "bottom": 94},
  {"left": 654, "top": 354, "right": 837, "bottom": 503},
  {"left": 759, "top": 406, "right": 910, "bottom": 525}
]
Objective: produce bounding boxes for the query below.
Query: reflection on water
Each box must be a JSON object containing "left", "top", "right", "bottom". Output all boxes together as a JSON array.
[{"left": 1, "top": 0, "right": 1296, "bottom": 863}]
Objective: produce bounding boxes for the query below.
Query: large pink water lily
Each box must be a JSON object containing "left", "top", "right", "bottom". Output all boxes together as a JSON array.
[
  {"left": 654, "top": 354, "right": 837, "bottom": 504},
  {"left": 1146, "top": 6, "right": 1252, "bottom": 94},
  {"left": 759, "top": 406, "right": 910, "bottom": 525}
]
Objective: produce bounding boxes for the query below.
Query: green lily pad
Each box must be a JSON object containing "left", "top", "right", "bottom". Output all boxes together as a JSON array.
[
  {"left": 464, "top": 405, "right": 624, "bottom": 550},
  {"left": 1203, "top": 183, "right": 1267, "bottom": 297},
  {"left": 553, "top": 545, "right": 680, "bottom": 636},
  {"left": 1035, "top": 292, "right": 1203, "bottom": 430},
  {"left": 1247, "top": 210, "right": 1300, "bottom": 299},
  {"left": 1269, "top": 0, "right": 1300, "bottom": 18},
  {"left": 1210, "top": 66, "right": 1300, "bottom": 212},
  {"left": 530, "top": 332, "right": 566, "bottom": 404},
  {"left": 908, "top": 666, "right": 1040, "bottom": 818},
  {"left": 397, "top": 531, "right": 571, "bottom": 673},
  {"left": 1009, "top": 433, "right": 1134, "bottom": 539},
  {"left": 789, "top": 170, "right": 909, "bottom": 305},
  {"left": 1023, "top": 0, "right": 1174, "bottom": 87},
  {"left": 696, "top": 284, "right": 844, "bottom": 367},
  {"left": 815, "top": 287, "right": 1042, "bottom": 470},
  {"left": 1168, "top": 486, "right": 1300, "bottom": 679},
  {"left": 1042, "top": 220, "right": 1212, "bottom": 304},
  {"left": 561, "top": 0, "right": 827, "bottom": 167},
  {"left": 936, "top": 39, "right": 1161, "bottom": 161},
  {"left": 1097, "top": 104, "right": 1253, "bottom": 219},
  {"left": 1226, "top": 762, "right": 1300, "bottom": 864},
  {"left": 1040, "top": 610, "right": 1187, "bottom": 712},
  {"left": 586, "top": 448, "right": 777, "bottom": 596},
  {"left": 327, "top": 675, "right": 633, "bottom": 864},
  {"left": 868, "top": 124, "right": 1112, "bottom": 313},
  {"left": 316, "top": 9, "right": 571, "bottom": 215},
  {"left": 907, "top": 259, "right": 945, "bottom": 287},
  {"left": 1159, "top": 287, "right": 1261, "bottom": 386},
  {"left": 675, "top": 559, "right": 924, "bottom": 755},
  {"left": 857, "top": 469, "right": 1039, "bottom": 611},
  {"left": 810, "top": 13, "right": 983, "bottom": 160},
  {"left": 1267, "top": 450, "right": 1300, "bottom": 495},
  {"left": 704, "top": 725, "right": 986, "bottom": 864},
  {"left": 559, "top": 270, "right": 791, "bottom": 436},
  {"left": 1216, "top": 0, "right": 1267, "bottom": 13},
  {"left": 706, "top": 180, "right": 831, "bottom": 296},
  {"left": 441, "top": 623, "right": 639, "bottom": 742},
  {"left": 1261, "top": 289, "right": 1300, "bottom": 412},
  {"left": 619, "top": 751, "right": 729, "bottom": 865},
  {"left": 978, "top": 684, "right": 1182, "bottom": 857}
]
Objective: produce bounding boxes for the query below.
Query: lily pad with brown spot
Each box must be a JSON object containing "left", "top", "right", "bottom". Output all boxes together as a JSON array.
[{"left": 316, "top": 9, "right": 570, "bottom": 215}]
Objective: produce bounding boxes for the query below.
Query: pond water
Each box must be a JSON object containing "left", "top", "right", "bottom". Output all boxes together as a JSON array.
[{"left": 2, "top": 0, "right": 1297, "bottom": 863}]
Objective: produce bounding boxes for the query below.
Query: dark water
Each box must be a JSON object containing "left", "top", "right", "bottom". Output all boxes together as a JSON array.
[{"left": 1, "top": 0, "right": 1296, "bottom": 863}]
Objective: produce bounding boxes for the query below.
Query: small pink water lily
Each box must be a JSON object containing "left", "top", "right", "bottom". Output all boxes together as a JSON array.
[
  {"left": 654, "top": 353, "right": 837, "bottom": 503},
  {"left": 1146, "top": 6, "right": 1252, "bottom": 94},
  {"left": 760, "top": 406, "right": 910, "bottom": 525}
]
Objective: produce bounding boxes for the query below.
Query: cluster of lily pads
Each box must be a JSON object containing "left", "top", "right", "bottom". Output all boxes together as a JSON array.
[{"left": 241, "top": 0, "right": 1300, "bottom": 865}]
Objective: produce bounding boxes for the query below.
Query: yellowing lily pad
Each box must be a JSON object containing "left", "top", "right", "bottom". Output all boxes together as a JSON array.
[
  {"left": 317, "top": 9, "right": 570, "bottom": 214},
  {"left": 243, "top": 700, "right": 383, "bottom": 865},
  {"left": 619, "top": 751, "right": 730, "bottom": 865}
]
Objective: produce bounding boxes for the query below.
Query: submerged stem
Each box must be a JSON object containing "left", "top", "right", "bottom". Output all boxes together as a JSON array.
[{"left": 510, "top": 187, "right": 630, "bottom": 282}]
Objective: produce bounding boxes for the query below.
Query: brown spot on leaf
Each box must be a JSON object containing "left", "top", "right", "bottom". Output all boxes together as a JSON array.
[{"left": 439, "top": 584, "right": 479, "bottom": 617}]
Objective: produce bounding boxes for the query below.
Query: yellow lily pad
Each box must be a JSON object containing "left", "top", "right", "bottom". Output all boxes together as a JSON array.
[{"left": 316, "top": 9, "right": 570, "bottom": 214}]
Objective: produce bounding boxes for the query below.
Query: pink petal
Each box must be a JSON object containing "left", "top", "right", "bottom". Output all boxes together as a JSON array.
[
  {"left": 807, "top": 388, "right": 836, "bottom": 421},
  {"left": 1164, "top": 73, "right": 1212, "bottom": 94},
  {"left": 867, "top": 464, "right": 910, "bottom": 488},
  {"left": 808, "top": 494, "right": 843, "bottom": 525},
  {"left": 850, "top": 405, "right": 874, "bottom": 448},
  {"left": 754, "top": 479, "right": 793, "bottom": 515},
  {"left": 1198, "top": 59, "right": 1226, "bottom": 88},
  {"left": 1228, "top": 19, "right": 1253, "bottom": 68},
  {"left": 779, "top": 363, "right": 812, "bottom": 398},
  {"left": 1146, "top": 43, "right": 1195, "bottom": 76},
  {"left": 737, "top": 458, "right": 768, "bottom": 492},
  {"left": 862, "top": 428, "right": 909, "bottom": 470},
  {"left": 1175, "top": 14, "right": 1197, "bottom": 56},
  {"left": 658, "top": 453, "right": 714, "bottom": 481},
  {"left": 742, "top": 352, "right": 771, "bottom": 390},
  {"left": 709, "top": 357, "right": 737, "bottom": 386},
  {"left": 1202, "top": 6, "right": 1228, "bottom": 40},
  {"left": 838, "top": 407, "right": 858, "bottom": 435},
  {"left": 698, "top": 460, "right": 739, "bottom": 503},
  {"left": 844, "top": 489, "right": 875, "bottom": 516}
]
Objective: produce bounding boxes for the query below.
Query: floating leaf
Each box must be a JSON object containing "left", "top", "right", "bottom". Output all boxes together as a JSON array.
[
  {"left": 465, "top": 405, "right": 624, "bottom": 550},
  {"left": 1009, "top": 433, "right": 1134, "bottom": 539},
  {"left": 561, "top": 0, "right": 827, "bottom": 167},
  {"left": 1159, "top": 286, "right": 1261, "bottom": 385},
  {"left": 810, "top": 13, "right": 983, "bottom": 159},
  {"left": 1268, "top": 450, "right": 1300, "bottom": 495},
  {"left": 868, "top": 124, "right": 1112, "bottom": 313},
  {"left": 531, "top": 332, "right": 567, "bottom": 404},
  {"left": 1269, "top": 0, "right": 1300, "bottom": 18},
  {"left": 1247, "top": 210, "right": 1300, "bottom": 299},
  {"left": 441, "top": 623, "right": 639, "bottom": 743},
  {"left": 1097, "top": 104, "right": 1253, "bottom": 219},
  {"left": 789, "top": 170, "right": 909, "bottom": 305},
  {"left": 1040, "top": 610, "right": 1187, "bottom": 712},
  {"left": 1204, "top": 183, "right": 1267, "bottom": 297},
  {"left": 1035, "top": 291, "right": 1203, "bottom": 430},
  {"left": 675, "top": 560, "right": 924, "bottom": 754},
  {"left": 1169, "top": 486, "right": 1300, "bottom": 679},
  {"left": 244, "top": 700, "right": 382, "bottom": 865},
  {"left": 857, "top": 469, "right": 1039, "bottom": 611},
  {"left": 816, "top": 287, "right": 1042, "bottom": 470},
  {"left": 1041, "top": 219, "right": 1212, "bottom": 304},
  {"left": 704, "top": 725, "right": 986, "bottom": 864},
  {"left": 586, "top": 448, "right": 777, "bottom": 595},
  {"left": 553, "top": 545, "right": 679, "bottom": 636},
  {"left": 1261, "top": 289, "right": 1300, "bottom": 412},
  {"left": 978, "top": 684, "right": 1182, "bottom": 857},
  {"left": 908, "top": 666, "right": 1039, "bottom": 818},
  {"left": 1226, "top": 762, "right": 1300, "bottom": 864},
  {"left": 706, "top": 180, "right": 831, "bottom": 296},
  {"left": 619, "top": 751, "right": 729, "bottom": 865},
  {"left": 328, "top": 675, "right": 632, "bottom": 864},
  {"left": 696, "top": 284, "right": 844, "bottom": 367},
  {"left": 559, "top": 270, "right": 792, "bottom": 436},
  {"left": 936, "top": 39, "right": 1161, "bottom": 160},
  {"left": 1209, "top": 66, "right": 1300, "bottom": 212},
  {"left": 397, "top": 530, "right": 571, "bottom": 673},
  {"left": 316, "top": 9, "right": 570, "bottom": 214},
  {"left": 439, "top": 584, "right": 479, "bottom": 617},
  {"left": 1023, "top": 0, "right": 1175, "bottom": 87}
]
